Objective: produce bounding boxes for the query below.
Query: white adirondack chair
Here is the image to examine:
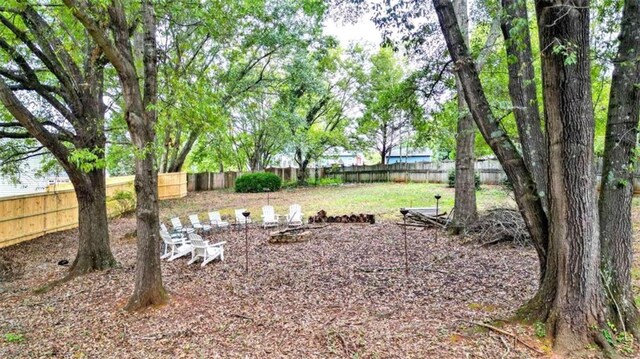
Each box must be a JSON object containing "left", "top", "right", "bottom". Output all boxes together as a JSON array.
[
  {"left": 261, "top": 205, "right": 279, "bottom": 228},
  {"left": 286, "top": 204, "right": 303, "bottom": 227},
  {"left": 188, "top": 233, "right": 226, "bottom": 267},
  {"left": 161, "top": 223, "right": 182, "bottom": 238},
  {"left": 160, "top": 230, "right": 192, "bottom": 261},
  {"left": 170, "top": 217, "right": 194, "bottom": 234},
  {"left": 235, "top": 208, "right": 252, "bottom": 226},
  {"left": 189, "top": 214, "right": 212, "bottom": 233},
  {"left": 208, "top": 211, "right": 230, "bottom": 229}
]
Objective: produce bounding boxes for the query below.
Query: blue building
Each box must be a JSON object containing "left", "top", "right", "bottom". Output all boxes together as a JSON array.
[{"left": 386, "top": 147, "right": 433, "bottom": 164}]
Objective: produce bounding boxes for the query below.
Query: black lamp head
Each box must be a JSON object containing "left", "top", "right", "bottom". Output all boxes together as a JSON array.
[
  {"left": 400, "top": 208, "right": 409, "bottom": 216},
  {"left": 434, "top": 194, "right": 442, "bottom": 200},
  {"left": 242, "top": 211, "right": 250, "bottom": 218}
]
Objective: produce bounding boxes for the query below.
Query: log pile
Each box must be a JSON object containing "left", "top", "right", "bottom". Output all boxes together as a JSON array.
[
  {"left": 308, "top": 210, "right": 375, "bottom": 224},
  {"left": 401, "top": 210, "right": 449, "bottom": 228}
]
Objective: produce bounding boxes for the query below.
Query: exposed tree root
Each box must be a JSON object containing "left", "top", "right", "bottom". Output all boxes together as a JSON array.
[
  {"left": 463, "top": 320, "right": 545, "bottom": 355},
  {"left": 34, "top": 259, "right": 119, "bottom": 294},
  {"left": 124, "top": 288, "right": 169, "bottom": 311}
]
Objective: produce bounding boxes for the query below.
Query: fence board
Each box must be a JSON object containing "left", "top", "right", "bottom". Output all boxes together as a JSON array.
[
  {"left": 186, "top": 160, "right": 640, "bottom": 194},
  {"left": 0, "top": 172, "right": 187, "bottom": 248}
]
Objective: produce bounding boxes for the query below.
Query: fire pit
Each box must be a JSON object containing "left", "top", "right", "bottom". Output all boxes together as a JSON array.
[{"left": 269, "top": 227, "right": 311, "bottom": 244}]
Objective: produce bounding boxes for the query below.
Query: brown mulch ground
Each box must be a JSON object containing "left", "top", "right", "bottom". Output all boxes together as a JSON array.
[{"left": 0, "top": 212, "right": 555, "bottom": 358}]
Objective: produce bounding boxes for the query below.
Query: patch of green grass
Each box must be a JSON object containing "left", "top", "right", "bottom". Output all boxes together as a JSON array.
[
  {"left": 4, "top": 332, "right": 24, "bottom": 343},
  {"left": 160, "top": 183, "right": 516, "bottom": 222},
  {"left": 534, "top": 321, "right": 546, "bottom": 338}
]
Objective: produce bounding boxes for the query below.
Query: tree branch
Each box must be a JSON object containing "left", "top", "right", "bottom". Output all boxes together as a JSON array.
[{"left": 0, "top": 78, "right": 73, "bottom": 171}]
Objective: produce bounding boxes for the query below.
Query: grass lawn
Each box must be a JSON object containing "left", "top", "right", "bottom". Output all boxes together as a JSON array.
[{"left": 160, "top": 182, "right": 516, "bottom": 222}]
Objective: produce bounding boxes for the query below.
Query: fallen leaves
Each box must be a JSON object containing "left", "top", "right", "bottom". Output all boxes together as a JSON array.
[{"left": 0, "top": 201, "right": 551, "bottom": 358}]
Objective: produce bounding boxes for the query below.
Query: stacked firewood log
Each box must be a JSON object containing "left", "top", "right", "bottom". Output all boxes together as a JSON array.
[
  {"left": 308, "top": 210, "right": 375, "bottom": 224},
  {"left": 403, "top": 210, "right": 449, "bottom": 228}
]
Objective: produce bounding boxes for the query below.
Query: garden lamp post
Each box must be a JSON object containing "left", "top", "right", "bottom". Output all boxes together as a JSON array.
[
  {"left": 242, "top": 210, "right": 250, "bottom": 273},
  {"left": 263, "top": 188, "right": 270, "bottom": 205},
  {"left": 400, "top": 208, "right": 409, "bottom": 276},
  {"left": 434, "top": 194, "right": 441, "bottom": 243}
]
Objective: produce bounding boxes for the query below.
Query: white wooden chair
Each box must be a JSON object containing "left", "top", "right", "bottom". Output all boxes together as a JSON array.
[
  {"left": 170, "top": 217, "right": 194, "bottom": 234},
  {"left": 160, "top": 230, "right": 192, "bottom": 261},
  {"left": 189, "top": 214, "right": 212, "bottom": 233},
  {"left": 261, "top": 205, "right": 280, "bottom": 228},
  {"left": 161, "top": 223, "right": 184, "bottom": 239},
  {"left": 286, "top": 204, "right": 303, "bottom": 227},
  {"left": 188, "top": 233, "right": 226, "bottom": 267},
  {"left": 208, "top": 211, "right": 230, "bottom": 230},
  {"left": 235, "top": 208, "right": 252, "bottom": 226}
]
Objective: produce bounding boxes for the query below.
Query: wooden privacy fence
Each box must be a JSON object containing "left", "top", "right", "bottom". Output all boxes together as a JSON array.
[
  {"left": 0, "top": 172, "right": 187, "bottom": 248},
  {"left": 185, "top": 160, "right": 640, "bottom": 193},
  {"left": 326, "top": 160, "right": 640, "bottom": 193},
  {"left": 188, "top": 167, "right": 302, "bottom": 191},
  {"left": 327, "top": 160, "right": 507, "bottom": 185}
]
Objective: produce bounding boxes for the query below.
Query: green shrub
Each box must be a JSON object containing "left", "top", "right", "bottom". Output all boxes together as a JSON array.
[
  {"left": 317, "top": 177, "right": 343, "bottom": 186},
  {"left": 281, "top": 180, "right": 299, "bottom": 189},
  {"left": 235, "top": 172, "right": 282, "bottom": 193},
  {"left": 448, "top": 169, "right": 481, "bottom": 190},
  {"left": 110, "top": 189, "right": 136, "bottom": 215}
]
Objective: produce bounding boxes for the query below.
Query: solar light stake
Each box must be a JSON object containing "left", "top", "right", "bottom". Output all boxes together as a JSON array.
[
  {"left": 242, "top": 211, "right": 250, "bottom": 273},
  {"left": 263, "top": 188, "right": 270, "bottom": 205},
  {"left": 434, "top": 194, "right": 441, "bottom": 244},
  {"left": 400, "top": 208, "right": 409, "bottom": 276}
]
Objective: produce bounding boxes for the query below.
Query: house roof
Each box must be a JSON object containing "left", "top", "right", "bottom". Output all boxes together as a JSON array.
[{"left": 388, "top": 147, "right": 433, "bottom": 157}]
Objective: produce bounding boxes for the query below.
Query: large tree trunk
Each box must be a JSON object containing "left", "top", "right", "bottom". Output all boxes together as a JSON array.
[
  {"left": 535, "top": 1, "right": 605, "bottom": 352},
  {"left": 124, "top": 0, "right": 166, "bottom": 311},
  {"left": 451, "top": 0, "right": 477, "bottom": 231},
  {"left": 598, "top": 0, "right": 640, "bottom": 337},
  {"left": 126, "top": 125, "right": 165, "bottom": 310},
  {"left": 0, "top": 5, "right": 117, "bottom": 281},
  {"left": 500, "top": 0, "right": 548, "bottom": 213},
  {"left": 68, "top": 167, "right": 117, "bottom": 276},
  {"left": 65, "top": 0, "right": 167, "bottom": 310},
  {"left": 432, "top": 0, "right": 549, "bottom": 278}
]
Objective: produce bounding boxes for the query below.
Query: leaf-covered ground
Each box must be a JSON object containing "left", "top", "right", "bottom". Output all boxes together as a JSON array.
[{"left": 2, "top": 186, "right": 637, "bottom": 358}]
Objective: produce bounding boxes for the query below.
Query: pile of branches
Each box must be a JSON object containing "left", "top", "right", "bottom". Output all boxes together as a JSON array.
[
  {"left": 0, "top": 254, "right": 24, "bottom": 282},
  {"left": 466, "top": 208, "right": 530, "bottom": 247}
]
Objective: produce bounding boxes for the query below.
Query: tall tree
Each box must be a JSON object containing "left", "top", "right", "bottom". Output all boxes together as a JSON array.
[
  {"left": 64, "top": 0, "right": 167, "bottom": 310},
  {"left": 357, "top": 47, "right": 423, "bottom": 165},
  {"left": 155, "top": 0, "right": 326, "bottom": 173},
  {"left": 231, "top": 91, "right": 290, "bottom": 171},
  {"left": 433, "top": 0, "right": 640, "bottom": 352},
  {"left": 0, "top": 5, "right": 116, "bottom": 278},
  {"left": 500, "top": 0, "right": 548, "bottom": 213},
  {"left": 279, "top": 44, "right": 358, "bottom": 183},
  {"left": 598, "top": 0, "right": 640, "bottom": 338},
  {"left": 450, "top": 0, "right": 478, "bottom": 232},
  {"left": 534, "top": 0, "right": 602, "bottom": 349}
]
